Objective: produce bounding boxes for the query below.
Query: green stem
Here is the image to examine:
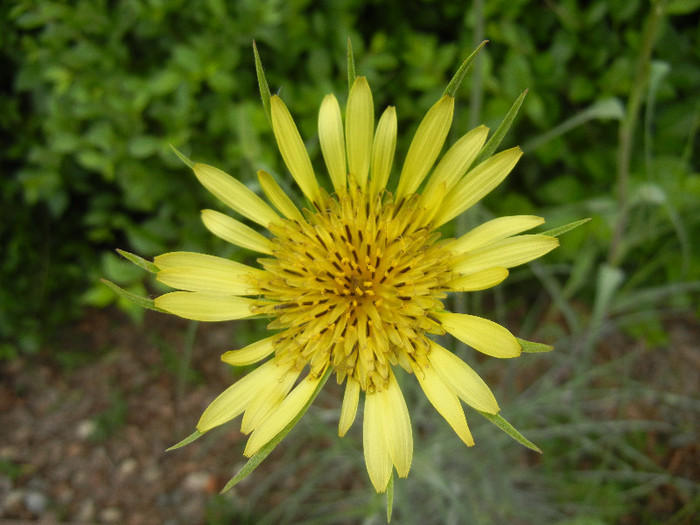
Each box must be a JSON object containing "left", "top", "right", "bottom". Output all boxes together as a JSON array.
[{"left": 608, "top": 0, "right": 667, "bottom": 265}]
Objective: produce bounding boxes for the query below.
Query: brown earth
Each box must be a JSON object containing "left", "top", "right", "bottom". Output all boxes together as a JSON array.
[{"left": 0, "top": 308, "right": 698, "bottom": 524}]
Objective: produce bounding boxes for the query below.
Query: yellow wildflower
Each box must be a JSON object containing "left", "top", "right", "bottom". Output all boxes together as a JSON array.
[{"left": 152, "top": 45, "right": 559, "bottom": 493}]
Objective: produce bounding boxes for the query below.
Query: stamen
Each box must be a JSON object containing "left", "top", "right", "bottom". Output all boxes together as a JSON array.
[{"left": 258, "top": 183, "right": 452, "bottom": 392}]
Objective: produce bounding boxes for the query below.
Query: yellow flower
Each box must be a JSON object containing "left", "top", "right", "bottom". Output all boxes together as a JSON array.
[{"left": 153, "top": 53, "right": 558, "bottom": 493}]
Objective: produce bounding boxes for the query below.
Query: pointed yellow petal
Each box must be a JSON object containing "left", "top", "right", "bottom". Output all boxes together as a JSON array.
[
  {"left": 221, "top": 336, "right": 275, "bottom": 366},
  {"left": 422, "top": 125, "right": 489, "bottom": 200},
  {"left": 382, "top": 373, "right": 412, "bottom": 478},
  {"left": 155, "top": 291, "right": 258, "bottom": 322},
  {"left": 339, "top": 376, "right": 360, "bottom": 437},
  {"left": 427, "top": 341, "right": 500, "bottom": 413},
  {"left": 318, "top": 94, "right": 347, "bottom": 192},
  {"left": 411, "top": 359, "right": 474, "bottom": 446},
  {"left": 196, "top": 360, "right": 280, "bottom": 432},
  {"left": 454, "top": 235, "right": 559, "bottom": 275},
  {"left": 395, "top": 95, "right": 454, "bottom": 201},
  {"left": 363, "top": 391, "right": 392, "bottom": 492},
  {"left": 244, "top": 373, "right": 323, "bottom": 456},
  {"left": 449, "top": 267, "right": 509, "bottom": 291},
  {"left": 201, "top": 209, "right": 274, "bottom": 254},
  {"left": 369, "top": 106, "right": 397, "bottom": 195},
  {"left": 155, "top": 252, "right": 262, "bottom": 295},
  {"left": 257, "top": 170, "right": 303, "bottom": 221},
  {"left": 193, "top": 163, "right": 279, "bottom": 227},
  {"left": 434, "top": 147, "right": 523, "bottom": 226},
  {"left": 435, "top": 312, "right": 521, "bottom": 358},
  {"left": 345, "top": 77, "right": 374, "bottom": 189},
  {"left": 240, "top": 366, "right": 299, "bottom": 435},
  {"left": 271, "top": 95, "right": 321, "bottom": 203},
  {"left": 451, "top": 216, "right": 545, "bottom": 254}
]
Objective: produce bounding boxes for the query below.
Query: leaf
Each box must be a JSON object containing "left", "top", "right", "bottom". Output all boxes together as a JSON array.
[
  {"left": 517, "top": 338, "right": 554, "bottom": 353},
  {"left": 166, "top": 430, "right": 203, "bottom": 451},
  {"left": 474, "top": 89, "right": 528, "bottom": 165},
  {"left": 540, "top": 218, "right": 591, "bottom": 237},
  {"left": 347, "top": 37, "right": 356, "bottom": 89},
  {"left": 169, "top": 144, "right": 195, "bottom": 169},
  {"left": 522, "top": 98, "right": 624, "bottom": 152},
  {"left": 478, "top": 411, "right": 542, "bottom": 453},
  {"left": 116, "top": 249, "right": 158, "bottom": 273},
  {"left": 443, "top": 40, "right": 488, "bottom": 98},
  {"left": 386, "top": 472, "right": 394, "bottom": 523},
  {"left": 100, "top": 279, "right": 163, "bottom": 312},
  {"left": 253, "top": 40, "right": 271, "bottom": 124},
  {"left": 220, "top": 367, "right": 333, "bottom": 493}
]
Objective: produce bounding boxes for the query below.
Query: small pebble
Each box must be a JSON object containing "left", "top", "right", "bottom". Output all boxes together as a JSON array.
[
  {"left": 24, "top": 490, "right": 48, "bottom": 515},
  {"left": 75, "top": 419, "right": 97, "bottom": 440},
  {"left": 100, "top": 506, "right": 123, "bottom": 523},
  {"left": 183, "top": 471, "right": 212, "bottom": 492}
]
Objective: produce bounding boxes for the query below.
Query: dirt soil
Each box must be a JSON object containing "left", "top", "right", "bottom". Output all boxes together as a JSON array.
[
  {"left": 0, "top": 309, "right": 261, "bottom": 525},
  {"left": 0, "top": 308, "right": 698, "bottom": 524}
]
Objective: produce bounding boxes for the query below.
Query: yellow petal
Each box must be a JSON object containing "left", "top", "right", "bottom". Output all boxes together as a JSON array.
[
  {"left": 454, "top": 235, "right": 559, "bottom": 275},
  {"left": 422, "top": 125, "right": 489, "bottom": 200},
  {"left": 345, "top": 77, "right": 374, "bottom": 189},
  {"left": 382, "top": 372, "right": 413, "bottom": 478},
  {"left": 434, "top": 147, "right": 523, "bottom": 226},
  {"left": 271, "top": 95, "right": 321, "bottom": 203},
  {"left": 244, "top": 372, "right": 322, "bottom": 456},
  {"left": 411, "top": 359, "right": 474, "bottom": 446},
  {"left": 428, "top": 341, "right": 500, "bottom": 413},
  {"left": 363, "top": 390, "right": 392, "bottom": 492},
  {"left": 451, "top": 215, "right": 545, "bottom": 254},
  {"left": 318, "top": 94, "right": 347, "bottom": 192},
  {"left": 449, "top": 267, "right": 509, "bottom": 292},
  {"left": 193, "top": 163, "right": 279, "bottom": 227},
  {"left": 395, "top": 95, "right": 454, "bottom": 201},
  {"left": 201, "top": 209, "right": 273, "bottom": 254},
  {"left": 240, "top": 366, "right": 299, "bottom": 435},
  {"left": 257, "top": 170, "right": 303, "bottom": 221},
  {"left": 221, "top": 336, "right": 276, "bottom": 366},
  {"left": 155, "top": 252, "right": 262, "bottom": 295},
  {"left": 154, "top": 291, "right": 258, "bottom": 321},
  {"left": 339, "top": 376, "right": 360, "bottom": 437},
  {"left": 435, "top": 312, "right": 521, "bottom": 358},
  {"left": 196, "top": 360, "right": 280, "bottom": 432},
  {"left": 369, "top": 106, "right": 397, "bottom": 196}
]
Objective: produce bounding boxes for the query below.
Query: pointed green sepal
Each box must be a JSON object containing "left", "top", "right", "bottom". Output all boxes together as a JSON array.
[
  {"left": 347, "top": 37, "right": 356, "bottom": 89},
  {"left": 220, "top": 367, "right": 333, "bottom": 493},
  {"left": 478, "top": 411, "right": 542, "bottom": 453},
  {"left": 253, "top": 40, "right": 272, "bottom": 124},
  {"left": 540, "top": 218, "right": 591, "bottom": 237},
  {"left": 116, "top": 249, "right": 159, "bottom": 274},
  {"left": 166, "top": 430, "right": 204, "bottom": 451},
  {"left": 169, "top": 144, "right": 195, "bottom": 169},
  {"left": 386, "top": 472, "right": 394, "bottom": 523},
  {"left": 101, "top": 279, "right": 164, "bottom": 312},
  {"left": 474, "top": 89, "right": 528, "bottom": 165},
  {"left": 443, "top": 40, "right": 488, "bottom": 98},
  {"left": 517, "top": 338, "right": 554, "bottom": 353}
]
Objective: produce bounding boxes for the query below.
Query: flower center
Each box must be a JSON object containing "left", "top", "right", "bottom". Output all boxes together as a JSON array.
[{"left": 255, "top": 186, "right": 453, "bottom": 393}]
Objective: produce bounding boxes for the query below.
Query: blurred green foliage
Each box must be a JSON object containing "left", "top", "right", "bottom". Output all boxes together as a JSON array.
[{"left": 2, "top": 1, "right": 698, "bottom": 352}]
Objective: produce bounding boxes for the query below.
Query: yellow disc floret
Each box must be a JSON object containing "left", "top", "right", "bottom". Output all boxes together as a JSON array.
[{"left": 254, "top": 184, "right": 453, "bottom": 393}]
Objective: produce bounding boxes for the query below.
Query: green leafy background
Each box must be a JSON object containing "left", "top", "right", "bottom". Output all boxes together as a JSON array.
[{"left": 1, "top": 0, "right": 698, "bottom": 523}]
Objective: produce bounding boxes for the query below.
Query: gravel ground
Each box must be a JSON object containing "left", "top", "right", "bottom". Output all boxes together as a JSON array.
[{"left": 0, "top": 309, "right": 255, "bottom": 524}]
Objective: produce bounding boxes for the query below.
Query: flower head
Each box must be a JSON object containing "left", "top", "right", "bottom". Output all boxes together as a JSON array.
[{"left": 152, "top": 46, "right": 559, "bottom": 493}]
